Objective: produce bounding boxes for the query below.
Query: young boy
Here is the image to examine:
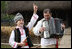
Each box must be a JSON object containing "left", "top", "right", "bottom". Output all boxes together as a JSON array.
[{"left": 9, "top": 4, "right": 38, "bottom": 48}]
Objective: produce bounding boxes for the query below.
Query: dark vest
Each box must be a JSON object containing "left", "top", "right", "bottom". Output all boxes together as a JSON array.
[{"left": 14, "top": 26, "right": 33, "bottom": 48}]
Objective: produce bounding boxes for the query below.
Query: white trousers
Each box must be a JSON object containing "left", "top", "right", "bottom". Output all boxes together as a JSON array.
[{"left": 41, "top": 44, "right": 56, "bottom": 48}]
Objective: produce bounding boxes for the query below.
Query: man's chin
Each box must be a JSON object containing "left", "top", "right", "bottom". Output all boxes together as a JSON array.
[
  {"left": 20, "top": 24, "right": 24, "bottom": 27},
  {"left": 45, "top": 18, "right": 50, "bottom": 21},
  {"left": 45, "top": 19, "right": 48, "bottom": 21}
]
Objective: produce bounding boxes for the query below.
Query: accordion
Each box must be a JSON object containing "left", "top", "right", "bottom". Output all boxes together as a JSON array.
[
  {"left": 42, "top": 18, "right": 64, "bottom": 38},
  {"left": 54, "top": 18, "right": 64, "bottom": 38}
]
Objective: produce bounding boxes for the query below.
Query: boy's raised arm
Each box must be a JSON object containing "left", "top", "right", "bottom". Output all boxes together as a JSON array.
[{"left": 26, "top": 3, "right": 39, "bottom": 31}]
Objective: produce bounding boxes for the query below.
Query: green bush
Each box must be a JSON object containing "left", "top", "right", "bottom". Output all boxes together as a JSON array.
[
  {"left": 1, "top": 14, "right": 15, "bottom": 26},
  {"left": 1, "top": 14, "right": 14, "bottom": 21}
]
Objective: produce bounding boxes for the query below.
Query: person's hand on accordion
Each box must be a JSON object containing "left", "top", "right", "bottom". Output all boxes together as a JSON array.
[
  {"left": 61, "top": 23, "right": 65, "bottom": 30},
  {"left": 39, "top": 27, "right": 46, "bottom": 33}
]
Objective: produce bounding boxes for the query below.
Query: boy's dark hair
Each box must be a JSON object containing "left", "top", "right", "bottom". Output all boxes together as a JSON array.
[{"left": 43, "top": 9, "right": 51, "bottom": 14}]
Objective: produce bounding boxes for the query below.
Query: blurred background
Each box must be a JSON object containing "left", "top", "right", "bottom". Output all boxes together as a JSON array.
[{"left": 1, "top": 1, "right": 71, "bottom": 48}]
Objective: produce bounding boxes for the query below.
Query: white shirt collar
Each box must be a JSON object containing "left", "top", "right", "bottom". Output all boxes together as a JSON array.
[{"left": 16, "top": 26, "right": 23, "bottom": 29}]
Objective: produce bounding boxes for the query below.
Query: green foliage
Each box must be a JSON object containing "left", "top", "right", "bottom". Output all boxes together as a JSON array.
[
  {"left": 1, "top": 14, "right": 15, "bottom": 26},
  {"left": 1, "top": 14, "right": 15, "bottom": 21},
  {"left": 1, "top": 1, "right": 7, "bottom": 13}
]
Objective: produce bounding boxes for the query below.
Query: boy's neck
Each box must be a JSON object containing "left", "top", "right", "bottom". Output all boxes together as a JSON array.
[{"left": 16, "top": 25, "right": 23, "bottom": 29}]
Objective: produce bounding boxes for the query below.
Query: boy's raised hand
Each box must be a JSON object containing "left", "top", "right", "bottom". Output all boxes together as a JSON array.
[{"left": 33, "top": 3, "right": 38, "bottom": 14}]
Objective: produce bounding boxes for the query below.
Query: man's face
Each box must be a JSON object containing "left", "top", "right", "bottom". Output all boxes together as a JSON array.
[
  {"left": 43, "top": 12, "right": 51, "bottom": 21},
  {"left": 16, "top": 19, "right": 24, "bottom": 27}
]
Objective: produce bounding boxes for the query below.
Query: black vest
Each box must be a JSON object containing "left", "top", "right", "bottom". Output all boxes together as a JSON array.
[{"left": 14, "top": 26, "right": 33, "bottom": 48}]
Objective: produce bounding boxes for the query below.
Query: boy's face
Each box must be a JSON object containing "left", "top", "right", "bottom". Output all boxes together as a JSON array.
[{"left": 16, "top": 19, "right": 24, "bottom": 27}]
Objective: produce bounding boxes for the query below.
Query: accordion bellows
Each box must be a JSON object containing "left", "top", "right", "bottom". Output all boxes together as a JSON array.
[
  {"left": 54, "top": 18, "right": 61, "bottom": 35},
  {"left": 54, "top": 18, "right": 64, "bottom": 38},
  {"left": 50, "top": 18, "right": 64, "bottom": 38}
]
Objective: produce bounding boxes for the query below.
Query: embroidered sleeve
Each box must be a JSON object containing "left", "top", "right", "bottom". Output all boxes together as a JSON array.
[
  {"left": 9, "top": 30, "right": 18, "bottom": 48},
  {"left": 33, "top": 21, "right": 42, "bottom": 36},
  {"left": 26, "top": 14, "right": 39, "bottom": 31}
]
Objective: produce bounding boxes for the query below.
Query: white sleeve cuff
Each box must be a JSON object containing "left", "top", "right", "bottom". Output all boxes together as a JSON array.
[
  {"left": 13, "top": 42, "right": 18, "bottom": 48},
  {"left": 33, "top": 14, "right": 39, "bottom": 20}
]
